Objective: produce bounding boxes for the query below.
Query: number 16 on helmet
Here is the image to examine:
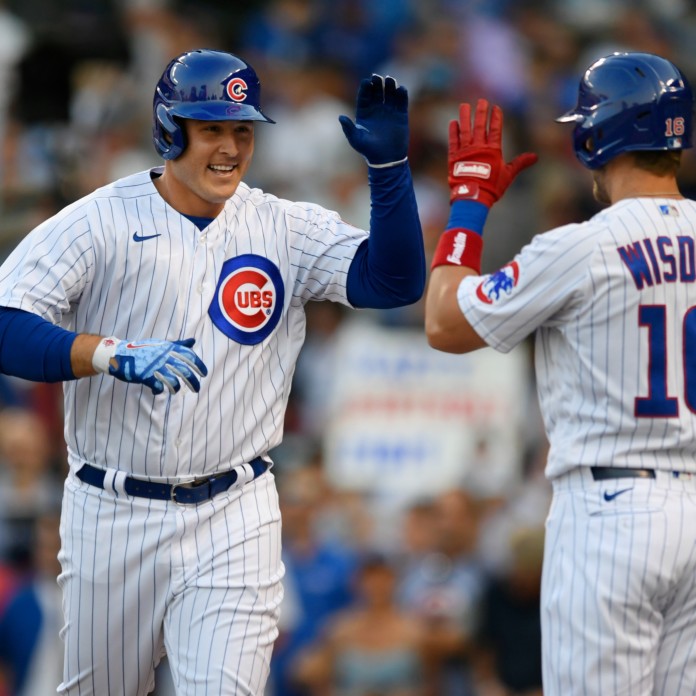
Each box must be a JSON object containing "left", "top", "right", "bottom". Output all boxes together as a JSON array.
[{"left": 557, "top": 52, "right": 694, "bottom": 169}]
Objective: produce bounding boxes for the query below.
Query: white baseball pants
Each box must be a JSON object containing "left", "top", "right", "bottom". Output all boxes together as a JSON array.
[
  {"left": 57, "top": 467, "right": 284, "bottom": 695},
  {"left": 542, "top": 468, "right": 696, "bottom": 696}
]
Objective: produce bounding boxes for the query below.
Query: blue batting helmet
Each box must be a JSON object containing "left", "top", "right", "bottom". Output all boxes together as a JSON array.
[
  {"left": 556, "top": 52, "right": 694, "bottom": 169},
  {"left": 153, "top": 49, "right": 275, "bottom": 160}
]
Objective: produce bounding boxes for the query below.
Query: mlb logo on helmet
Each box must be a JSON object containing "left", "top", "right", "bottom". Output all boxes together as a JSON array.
[
  {"left": 209, "top": 255, "right": 285, "bottom": 344},
  {"left": 476, "top": 261, "right": 520, "bottom": 304}
]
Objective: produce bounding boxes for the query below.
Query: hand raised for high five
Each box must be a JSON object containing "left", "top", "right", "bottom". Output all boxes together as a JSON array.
[
  {"left": 339, "top": 74, "right": 409, "bottom": 168},
  {"left": 448, "top": 99, "right": 538, "bottom": 206}
]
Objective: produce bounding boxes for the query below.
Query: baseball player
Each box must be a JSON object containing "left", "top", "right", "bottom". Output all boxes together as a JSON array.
[
  {"left": 0, "top": 49, "right": 425, "bottom": 695},
  {"left": 424, "top": 52, "right": 696, "bottom": 695}
]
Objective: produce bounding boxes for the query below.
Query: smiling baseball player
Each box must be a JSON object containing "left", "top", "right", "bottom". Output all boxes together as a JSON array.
[
  {"left": 425, "top": 52, "right": 696, "bottom": 695},
  {"left": 0, "top": 49, "right": 425, "bottom": 695}
]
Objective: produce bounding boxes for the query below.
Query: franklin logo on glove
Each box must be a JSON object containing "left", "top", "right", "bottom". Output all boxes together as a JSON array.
[{"left": 453, "top": 161, "right": 491, "bottom": 178}]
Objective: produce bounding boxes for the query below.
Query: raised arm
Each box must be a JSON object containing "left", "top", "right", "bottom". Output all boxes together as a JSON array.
[
  {"left": 339, "top": 75, "right": 426, "bottom": 309},
  {"left": 425, "top": 99, "right": 537, "bottom": 352}
]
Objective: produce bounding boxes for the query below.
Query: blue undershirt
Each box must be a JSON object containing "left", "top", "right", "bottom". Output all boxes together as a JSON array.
[
  {"left": 0, "top": 307, "right": 76, "bottom": 381},
  {"left": 185, "top": 214, "right": 214, "bottom": 230},
  {"left": 346, "top": 162, "right": 425, "bottom": 308}
]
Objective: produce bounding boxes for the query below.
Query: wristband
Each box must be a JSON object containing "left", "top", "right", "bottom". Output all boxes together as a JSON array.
[
  {"left": 431, "top": 228, "right": 483, "bottom": 273},
  {"left": 92, "top": 336, "right": 120, "bottom": 373},
  {"left": 447, "top": 200, "right": 489, "bottom": 236}
]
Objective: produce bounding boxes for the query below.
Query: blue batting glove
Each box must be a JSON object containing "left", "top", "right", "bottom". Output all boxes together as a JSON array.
[
  {"left": 339, "top": 74, "right": 409, "bottom": 168},
  {"left": 92, "top": 336, "right": 208, "bottom": 395}
]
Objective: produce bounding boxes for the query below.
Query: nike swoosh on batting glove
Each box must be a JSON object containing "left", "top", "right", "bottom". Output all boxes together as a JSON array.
[
  {"left": 92, "top": 337, "right": 208, "bottom": 395},
  {"left": 339, "top": 74, "right": 409, "bottom": 168}
]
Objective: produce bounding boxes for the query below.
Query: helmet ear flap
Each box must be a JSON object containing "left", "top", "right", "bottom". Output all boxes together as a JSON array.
[{"left": 154, "top": 103, "right": 186, "bottom": 160}]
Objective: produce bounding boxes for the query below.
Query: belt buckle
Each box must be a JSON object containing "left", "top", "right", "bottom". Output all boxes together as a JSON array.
[
  {"left": 170, "top": 481, "right": 188, "bottom": 504},
  {"left": 170, "top": 476, "right": 207, "bottom": 504}
]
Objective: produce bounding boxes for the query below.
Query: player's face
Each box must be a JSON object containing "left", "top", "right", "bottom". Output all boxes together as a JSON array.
[{"left": 163, "top": 119, "right": 255, "bottom": 217}]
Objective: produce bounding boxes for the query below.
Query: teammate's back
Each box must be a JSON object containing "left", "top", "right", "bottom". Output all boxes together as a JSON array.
[{"left": 537, "top": 196, "right": 696, "bottom": 474}]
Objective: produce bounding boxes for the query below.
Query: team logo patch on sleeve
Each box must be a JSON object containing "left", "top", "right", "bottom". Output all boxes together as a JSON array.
[
  {"left": 475, "top": 261, "right": 520, "bottom": 304},
  {"left": 208, "top": 255, "right": 284, "bottom": 345}
]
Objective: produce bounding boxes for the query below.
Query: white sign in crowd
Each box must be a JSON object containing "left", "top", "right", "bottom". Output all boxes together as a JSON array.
[{"left": 323, "top": 318, "right": 534, "bottom": 501}]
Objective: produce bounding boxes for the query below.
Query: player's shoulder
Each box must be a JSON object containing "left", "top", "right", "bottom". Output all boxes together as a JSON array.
[
  {"left": 232, "top": 182, "right": 343, "bottom": 225},
  {"left": 58, "top": 169, "right": 158, "bottom": 215},
  {"left": 532, "top": 216, "right": 607, "bottom": 252},
  {"left": 594, "top": 196, "right": 696, "bottom": 223},
  {"left": 31, "top": 169, "right": 159, "bottom": 234},
  {"left": 91, "top": 168, "right": 160, "bottom": 200},
  {"left": 230, "top": 181, "right": 284, "bottom": 209}
]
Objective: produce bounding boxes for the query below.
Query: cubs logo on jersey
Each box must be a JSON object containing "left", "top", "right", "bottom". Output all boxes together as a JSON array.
[
  {"left": 209, "top": 254, "right": 284, "bottom": 344},
  {"left": 476, "top": 261, "right": 520, "bottom": 304}
]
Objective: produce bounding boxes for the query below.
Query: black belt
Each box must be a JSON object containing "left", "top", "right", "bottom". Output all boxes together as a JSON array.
[
  {"left": 76, "top": 457, "right": 268, "bottom": 504},
  {"left": 591, "top": 466, "right": 656, "bottom": 481}
]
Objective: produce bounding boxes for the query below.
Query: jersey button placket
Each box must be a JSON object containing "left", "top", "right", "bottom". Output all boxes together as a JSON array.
[{"left": 191, "top": 229, "right": 215, "bottom": 305}]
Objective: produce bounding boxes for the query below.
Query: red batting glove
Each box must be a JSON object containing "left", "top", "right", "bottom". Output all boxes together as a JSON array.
[{"left": 449, "top": 99, "right": 538, "bottom": 207}]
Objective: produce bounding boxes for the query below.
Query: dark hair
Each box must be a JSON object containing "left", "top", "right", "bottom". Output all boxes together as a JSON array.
[{"left": 630, "top": 150, "right": 682, "bottom": 176}]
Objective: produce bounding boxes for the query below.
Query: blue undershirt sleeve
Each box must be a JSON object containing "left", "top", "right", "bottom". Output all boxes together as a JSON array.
[
  {"left": 346, "top": 161, "right": 425, "bottom": 309},
  {"left": 0, "top": 307, "right": 77, "bottom": 381}
]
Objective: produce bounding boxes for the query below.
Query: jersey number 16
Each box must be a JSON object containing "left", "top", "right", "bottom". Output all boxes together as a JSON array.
[{"left": 637, "top": 304, "right": 695, "bottom": 417}]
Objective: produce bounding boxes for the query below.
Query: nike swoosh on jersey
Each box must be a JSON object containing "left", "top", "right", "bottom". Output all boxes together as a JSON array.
[
  {"left": 133, "top": 232, "right": 162, "bottom": 242},
  {"left": 603, "top": 488, "right": 632, "bottom": 502}
]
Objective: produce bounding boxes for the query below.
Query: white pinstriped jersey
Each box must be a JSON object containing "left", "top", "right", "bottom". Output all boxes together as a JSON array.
[
  {"left": 0, "top": 167, "right": 366, "bottom": 480},
  {"left": 457, "top": 197, "right": 696, "bottom": 479}
]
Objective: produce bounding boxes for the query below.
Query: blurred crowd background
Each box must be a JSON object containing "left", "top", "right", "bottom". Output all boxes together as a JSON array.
[{"left": 0, "top": 0, "right": 695, "bottom": 695}]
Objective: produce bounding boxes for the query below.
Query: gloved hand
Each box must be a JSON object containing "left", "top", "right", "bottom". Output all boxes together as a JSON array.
[
  {"left": 449, "top": 99, "right": 538, "bottom": 206},
  {"left": 92, "top": 337, "right": 208, "bottom": 395},
  {"left": 339, "top": 74, "right": 409, "bottom": 168}
]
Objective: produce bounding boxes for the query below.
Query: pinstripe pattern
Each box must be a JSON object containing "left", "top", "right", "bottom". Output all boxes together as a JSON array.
[
  {"left": 543, "top": 470, "right": 696, "bottom": 696},
  {"left": 458, "top": 197, "right": 696, "bottom": 478},
  {"left": 0, "top": 167, "right": 366, "bottom": 694},
  {"left": 0, "top": 168, "right": 365, "bottom": 480},
  {"left": 58, "top": 468, "right": 282, "bottom": 695},
  {"left": 457, "top": 197, "right": 696, "bottom": 695}
]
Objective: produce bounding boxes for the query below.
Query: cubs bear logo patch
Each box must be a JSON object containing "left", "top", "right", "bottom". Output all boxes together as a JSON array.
[
  {"left": 209, "top": 254, "right": 284, "bottom": 344},
  {"left": 475, "top": 261, "right": 520, "bottom": 304}
]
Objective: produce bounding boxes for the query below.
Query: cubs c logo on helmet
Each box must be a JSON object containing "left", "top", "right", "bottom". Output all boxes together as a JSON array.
[
  {"left": 476, "top": 261, "right": 520, "bottom": 305},
  {"left": 209, "top": 255, "right": 284, "bottom": 344},
  {"left": 226, "top": 77, "right": 248, "bottom": 102}
]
